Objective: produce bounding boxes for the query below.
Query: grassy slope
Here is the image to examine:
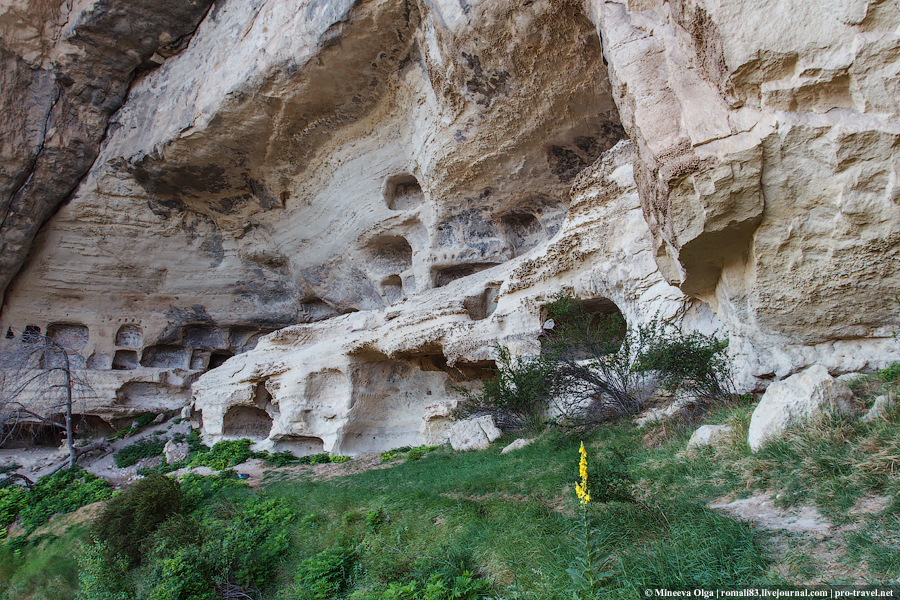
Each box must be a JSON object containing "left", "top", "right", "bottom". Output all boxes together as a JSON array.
[{"left": 2, "top": 367, "right": 899, "bottom": 598}]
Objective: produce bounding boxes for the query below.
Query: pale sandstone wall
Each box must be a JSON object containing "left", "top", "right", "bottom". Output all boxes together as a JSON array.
[{"left": 0, "top": 0, "right": 897, "bottom": 452}]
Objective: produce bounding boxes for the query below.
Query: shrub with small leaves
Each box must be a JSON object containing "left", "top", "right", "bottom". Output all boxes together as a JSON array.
[
  {"left": 347, "top": 572, "right": 492, "bottom": 600},
  {"left": 76, "top": 540, "right": 131, "bottom": 600},
  {"left": 92, "top": 474, "right": 184, "bottom": 566},
  {"left": 296, "top": 452, "right": 332, "bottom": 465},
  {"left": 0, "top": 485, "right": 27, "bottom": 532}
]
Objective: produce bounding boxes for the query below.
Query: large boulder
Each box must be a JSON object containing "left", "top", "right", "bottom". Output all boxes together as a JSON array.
[
  {"left": 448, "top": 416, "right": 502, "bottom": 452},
  {"left": 747, "top": 365, "right": 857, "bottom": 451}
]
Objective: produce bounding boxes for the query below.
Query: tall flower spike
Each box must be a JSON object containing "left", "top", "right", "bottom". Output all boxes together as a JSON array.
[{"left": 576, "top": 442, "right": 590, "bottom": 505}]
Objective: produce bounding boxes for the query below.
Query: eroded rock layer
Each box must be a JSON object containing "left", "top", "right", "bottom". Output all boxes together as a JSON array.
[{"left": 0, "top": 0, "right": 898, "bottom": 452}]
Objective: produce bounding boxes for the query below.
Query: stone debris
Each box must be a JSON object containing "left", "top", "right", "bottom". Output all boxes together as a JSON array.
[
  {"left": 163, "top": 440, "right": 189, "bottom": 465},
  {"left": 500, "top": 438, "right": 533, "bottom": 454},
  {"left": 710, "top": 494, "right": 831, "bottom": 533}
]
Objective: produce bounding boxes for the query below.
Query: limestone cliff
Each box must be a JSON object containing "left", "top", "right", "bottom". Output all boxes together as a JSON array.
[{"left": 0, "top": 0, "right": 898, "bottom": 453}]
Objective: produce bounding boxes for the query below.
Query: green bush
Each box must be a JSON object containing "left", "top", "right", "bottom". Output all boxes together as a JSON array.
[
  {"left": 179, "top": 472, "right": 247, "bottom": 508},
  {"left": 264, "top": 450, "right": 300, "bottom": 467},
  {"left": 187, "top": 438, "right": 254, "bottom": 470},
  {"left": 199, "top": 495, "right": 298, "bottom": 588},
  {"left": 457, "top": 293, "right": 736, "bottom": 430},
  {"left": 348, "top": 572, "right": 492, "bottom": 600},
  {"left": 92, "top": 474, "right": 184, "bottom": 566},
  {"left": 76, "top": 541, "right": 130, "bottom": 600},
  {"left": 297, "top": 452, "right": 332, "bottom": 465},
  {"left": 454, "top": 343, "right": 557, "bottom": 430},
  {"left": 635, "top": 321, "right": 733, "bottom": 408},
  {"left": 877, "top": 363, "right": 900, "bottom": 383},
  {"left": 185, "top": 429, "right": 207, "bottom": 453},
  {"left": 114, "top": 438, "right": 165, "bottom": 468}
]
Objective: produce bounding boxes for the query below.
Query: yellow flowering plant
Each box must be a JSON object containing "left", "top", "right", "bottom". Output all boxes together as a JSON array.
[
  {"left": 567, "top": 442, "right": 611, "bottom": 598},
  {"left": 575, "top": 442, "right": 591, "bottom": 505}
]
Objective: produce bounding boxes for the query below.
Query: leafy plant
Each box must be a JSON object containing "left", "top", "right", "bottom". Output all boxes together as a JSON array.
[
  {"left": 187, "top": 438, "right": 254, "bottom": 470},
  {"left": 542, "top": 294, "right": 646, "bottom": 421},
  {"left": 292, "top": 546, "right": 356, "bottom": 599},
  {"left": 76, "top": 541, "right": 130, "bottom": 600},
  {"left": 0, "top": 486, "right": 27, "bottom": 533},
  {"left": 114, "top": 437, "right": 165, "bottom": 468},
  {"left": 18, "top": 469, "right": 111, "bottom": 533},
  {"left": 635, "top": 320, "right": 733, "bottom": 411},
  {"left": 264, "top": 450, "right": 300, "bottom": 467},
  {"left": 297, "top": 452, "right": 332, "bottom": 465},
  {"left": 348, "top": 572, "right": 491, "bottom": 600}
]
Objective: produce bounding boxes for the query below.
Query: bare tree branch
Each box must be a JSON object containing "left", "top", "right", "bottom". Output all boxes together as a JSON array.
[{"left": 0, "top": 330, "right": 94, "bottom": 470}]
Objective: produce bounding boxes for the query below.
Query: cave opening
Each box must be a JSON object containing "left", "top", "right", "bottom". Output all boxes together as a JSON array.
[{"left": 222, "top": 405, "right": 273, "bottom": 439}]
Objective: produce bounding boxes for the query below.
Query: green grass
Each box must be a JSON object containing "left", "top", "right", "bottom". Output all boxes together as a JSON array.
[
  {"left": 6, "top": 364, "right": 900, "bottom": 598},
  {"left": 0, "top": 524, "right": 87, "bottom": 599}
]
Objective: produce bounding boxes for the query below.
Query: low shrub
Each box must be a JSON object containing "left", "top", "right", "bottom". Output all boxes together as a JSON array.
[
  {"left": 91, "top": 474, "right": 184, "bottom": 566},
  {"left": 264, "top": 450, "right": 300, "bottom": 467},
  {"left": 347, "top": 572, "right": 492, "bottom": 600},
  {"left": 297, "top": 452, "right": 332, "bottom": 465},
  {"left": 76, "top": 541, "right": 130, "bottom": 600},
  {"left": 453, "top": 344, "right": 556, "bottom": 430},
  {"left": 0, "top": 486, "right": 27, "bottom": 532},
  {"left": 113, "top": 438, "right": 165, "bottom": 468},
  {"left": 635, "top": 321, "right": 733, "bottom": 411}
]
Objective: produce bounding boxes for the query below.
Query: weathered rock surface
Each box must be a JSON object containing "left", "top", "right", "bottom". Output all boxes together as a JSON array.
[
  {"left": 419, "top": 401, "right": 458, "bottom": 446},
  {"left": 0, "top": 0, "right": 898, "bottom": 453},
  {"left": 449, "top": 415, "right": 502, "bottom": 451},
  {"left": 747, "top": 365, "right": 857, "bottom": 451},
  {"left": 686, "top": 424, "right": 733, "bottom": 450},
  {"left": 0, "top": 0, "right": 215, "bottom": 306},
  {"left": 163, "top": 439, "right": 188, "bottom": 464}
]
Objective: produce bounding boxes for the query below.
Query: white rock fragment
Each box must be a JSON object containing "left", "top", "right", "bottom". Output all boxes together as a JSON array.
[
  {"left": 500, "top": 438, "right": 533, "bottom": 454},
  {"left": 747, "top": 365, "right": 857, "bottom": 451},
  {"left": 862, "top": 395, "right": 895, "bottom": 423}
]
